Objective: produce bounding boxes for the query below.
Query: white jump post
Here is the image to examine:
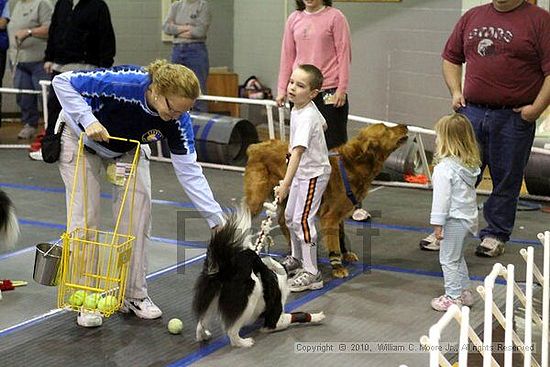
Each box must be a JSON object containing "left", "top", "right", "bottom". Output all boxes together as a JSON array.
[
  {"left": 542, "top": 232, "right": 549, "bottom": 367},
  {"left": 524, "top": 247, "right": 534, "bottom": 367},
  {"left": 504, "top": 264, "right": 515, "bottom": 367},
  {"left": 479, "top": 263, "right": 504, "bottom": 367},
  {"left": 419, "top": 304, "right": 487, "bottom": 367}
]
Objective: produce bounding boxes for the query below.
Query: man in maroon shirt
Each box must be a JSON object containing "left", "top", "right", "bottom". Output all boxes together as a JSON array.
[{"left": 421, "top": 0, "right": 550, "bottom": 257}]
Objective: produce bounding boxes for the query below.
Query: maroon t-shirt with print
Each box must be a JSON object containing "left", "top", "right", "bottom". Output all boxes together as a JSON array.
[{"left": 442, "top": 2, "right": 550, "bottom": 106}]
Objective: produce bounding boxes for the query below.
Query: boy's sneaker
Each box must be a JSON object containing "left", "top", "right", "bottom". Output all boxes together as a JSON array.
[
  {"left": 475, "top": 237, "right": 505, "bottom": 258},
  {"left": 461, "top": 289, "right": 475, "bottom": 307},
  {"left": 419, "top": 232, "right": 440, "bottom": 251},
  {"left": 17, "top": 124, "right": 37, "bottom": 139},
  {"left": 120, "top": 296, "right": 162, "bottom": 319},
  {"left": 431, "top": 295, "right": 462, "bottom": 312},
  {"left": 280, "top": 255, "right": 302, "bottom": 276},
  {"left": 77, "top": 311, "right": 103, "bottom": 327},
  {"left": 29, "top": 150, "right": 43, "bottom": 161},
  {"left": 288, "top": 270, "right": 323, "bottom": 292},
  {"left": 352, "top": 208, "right": 371, "bottom": 222}
]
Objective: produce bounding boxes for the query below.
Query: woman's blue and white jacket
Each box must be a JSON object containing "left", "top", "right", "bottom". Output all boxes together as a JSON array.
[{"left": 52, "top": 65, "right": 224, "bottom": 227}]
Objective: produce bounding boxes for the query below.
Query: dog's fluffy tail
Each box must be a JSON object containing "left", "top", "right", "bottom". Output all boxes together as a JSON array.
[
  {"left": 207, "top": 207, "right": 252, "bottom": 271},
  {"left": 0, "top": 189, "right": 20, "bottom": 249},
  {"left": 193, "top": 207, "right": 252, "bottom": 318}
]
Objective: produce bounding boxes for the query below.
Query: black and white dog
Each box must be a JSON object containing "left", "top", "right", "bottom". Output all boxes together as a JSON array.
[
  {"left": 193, "top": 208, "right": 325, "bottom": 348},
  {"left": 0, "top": 189, "right": 19, "bottom": 249}
]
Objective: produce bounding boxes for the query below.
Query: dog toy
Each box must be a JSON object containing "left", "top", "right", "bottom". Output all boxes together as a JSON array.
[
  {"left": 168, "top": 318, "right": 183, "bottom": 334},
  {"left": 0, "top": 279, "right": 28, "bottom": 291},
  {"left": 252, "top": 186, "right": 280, "bottom": 254}
]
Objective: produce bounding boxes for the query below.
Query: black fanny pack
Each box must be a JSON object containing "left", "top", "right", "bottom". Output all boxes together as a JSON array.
[{"left": 41, "top": 122, "right": 65, "bottom": 163}]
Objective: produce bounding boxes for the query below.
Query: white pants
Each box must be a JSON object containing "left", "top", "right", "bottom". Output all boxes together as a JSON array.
[
  {"left": 285, "top": 174, "right": 329, "bottom": 273},
  {"left": 58, "top": 128, "right": 152, "bottom": 299},
  {"left": 439, "top": 218, "right": 471, "bottom": 299}
]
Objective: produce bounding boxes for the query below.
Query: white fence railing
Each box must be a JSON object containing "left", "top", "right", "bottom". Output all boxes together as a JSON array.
[
  {"left": 2, "top": 81, "right": 550, "bottom": 202},
  {"left": 418, "top": 232, "right": 549, "bottom": 367}
]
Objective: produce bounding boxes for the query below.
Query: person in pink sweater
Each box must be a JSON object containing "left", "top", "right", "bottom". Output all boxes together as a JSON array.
[
  {"left": 277, "top": 0, "right": 351, "bottom": 150},
  {"left": 277, "top": 1, "right": 369, "bottom": 224}
]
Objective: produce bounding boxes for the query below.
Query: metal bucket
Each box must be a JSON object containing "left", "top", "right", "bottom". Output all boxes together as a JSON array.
[{"left": 33, "top": 242, "right": 62, "bottom": 286}]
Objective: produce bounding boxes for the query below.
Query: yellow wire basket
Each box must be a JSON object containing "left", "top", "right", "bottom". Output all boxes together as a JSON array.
[{"left": 57, "top": 134, "right": 140, "bottom": 317}]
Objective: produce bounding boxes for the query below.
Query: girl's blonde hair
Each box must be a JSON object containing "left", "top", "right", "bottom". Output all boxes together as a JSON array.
[
  {"left": 434, "top": 113, "right": 481, "bottom": 168},
  {"left": 145, "top": 59, "right": 200, "bottom": 99}
]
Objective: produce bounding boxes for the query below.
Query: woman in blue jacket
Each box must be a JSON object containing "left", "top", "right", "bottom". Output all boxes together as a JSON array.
[{"left": 53, "top": 59, "right": 224, "bottom": 327}]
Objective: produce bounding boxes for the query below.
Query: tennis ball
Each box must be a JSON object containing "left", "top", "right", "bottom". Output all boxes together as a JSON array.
[
  {"left": 167, "top": 318, "right": 183, "bottom": 335},
  {"left": 83, "top": 293, "right": 100, "bottom": 309},
  {"left": 69, "top": 290, "right": 86, "bottom": 307},
  {"left": 97, "top": 295, "right": 117, "bottom": 312}
]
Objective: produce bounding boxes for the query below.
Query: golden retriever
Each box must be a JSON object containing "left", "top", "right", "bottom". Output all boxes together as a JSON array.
[{"left": 244, "top": 123, "right": 409, "bottom": 278}]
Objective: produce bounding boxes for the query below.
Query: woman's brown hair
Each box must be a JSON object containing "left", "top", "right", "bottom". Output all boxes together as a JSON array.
[{"left": 145, "top": 59, "right": 200, "bottom": 99}]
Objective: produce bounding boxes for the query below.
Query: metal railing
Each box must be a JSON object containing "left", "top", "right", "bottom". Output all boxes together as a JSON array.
[{"left": 2, "top": 81, "right": 550, "bottom": 202}]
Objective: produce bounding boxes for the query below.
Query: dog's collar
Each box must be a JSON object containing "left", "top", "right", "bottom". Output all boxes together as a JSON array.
[{"left": 337, "top": 155, "right": 360, "bottom": 207}]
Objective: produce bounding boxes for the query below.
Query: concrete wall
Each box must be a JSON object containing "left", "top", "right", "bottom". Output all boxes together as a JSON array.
[{"left": 106, "top": 0, "right": 234, "bottom": 68}]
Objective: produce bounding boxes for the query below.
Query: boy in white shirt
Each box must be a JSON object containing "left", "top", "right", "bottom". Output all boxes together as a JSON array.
[{"left": 277, "top": 64, "right": 331, "bottom": 292}]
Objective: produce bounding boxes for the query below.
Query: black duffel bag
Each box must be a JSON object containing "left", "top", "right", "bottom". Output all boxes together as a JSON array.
[{"left": 41, "top": 122, "right": 65, "bottom": 163}]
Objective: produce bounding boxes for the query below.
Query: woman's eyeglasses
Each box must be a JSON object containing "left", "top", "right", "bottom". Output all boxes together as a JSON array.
[{"left": 164, "top": 96, "right": 186, "bottom": 116}]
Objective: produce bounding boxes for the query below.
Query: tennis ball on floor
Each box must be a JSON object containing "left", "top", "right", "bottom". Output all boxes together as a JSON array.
[
  {"left": 168, "top": 318, "right": 183, "bottom": 335},
  {"left": 97, "top": 295, "right": 117, "bottom": 312},
  {"left": 83, "top": 293, "right": 101, "bottom": 309},
  {"left": 69, "top": 290, "right": 86, "bottom": 307}
]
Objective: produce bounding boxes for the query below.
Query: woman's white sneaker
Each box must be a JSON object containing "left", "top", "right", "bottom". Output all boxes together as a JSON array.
[{"left": 120, "top": 297, "right": 162, "bottom": 319}]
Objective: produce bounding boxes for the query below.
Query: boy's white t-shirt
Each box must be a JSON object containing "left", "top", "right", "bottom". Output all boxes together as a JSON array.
[{"left": 289, "top": 101, "right": 331, "bottom": 179}]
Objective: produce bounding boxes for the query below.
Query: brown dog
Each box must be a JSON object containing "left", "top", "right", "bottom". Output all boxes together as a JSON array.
[{"left": 244, "top": 123, "right": 409, "bottom": 278}]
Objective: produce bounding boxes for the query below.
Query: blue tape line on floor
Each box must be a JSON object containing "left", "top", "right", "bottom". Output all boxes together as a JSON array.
[
  {"left": 167, "top": 263, "right": 365, "bottom": 367},
  {"left": 0, "top": 181, "right": 542, "bottom": 246}
]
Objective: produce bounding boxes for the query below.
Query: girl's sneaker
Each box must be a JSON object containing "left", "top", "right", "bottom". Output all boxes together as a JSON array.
[
  {"left": 430, "top": 295, "right": 462, "bottom": 312},
  {"left": 288, "top": 270, "right": 323, "bottom": 292}
]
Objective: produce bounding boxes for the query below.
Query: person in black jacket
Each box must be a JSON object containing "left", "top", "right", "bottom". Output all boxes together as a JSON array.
[{"left": 30, "top": 0, "right": 115, "bottom": 160}]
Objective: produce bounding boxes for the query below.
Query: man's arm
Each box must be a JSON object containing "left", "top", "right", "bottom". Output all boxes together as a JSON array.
[
  {"left": 517, "top": 75, "right": 550, "bottom": 122},
  {"left": 442, "top": 59, "right": 465, "bottom": 110}
]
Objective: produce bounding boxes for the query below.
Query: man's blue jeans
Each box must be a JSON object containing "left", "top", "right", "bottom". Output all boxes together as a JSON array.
[
  {"left": 459, "top": 104, "right": 535, "bottom": 242},
  {"left": 171, "top": 42, "right": 209, "bottom": 112},
  {"left": 14, "top": 61, "right": 49, "bottom": 127}
]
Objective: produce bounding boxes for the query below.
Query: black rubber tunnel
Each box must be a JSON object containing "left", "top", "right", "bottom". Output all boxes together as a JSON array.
[{"left": 151, "top": 113, "right": 259, "bottom": 167}]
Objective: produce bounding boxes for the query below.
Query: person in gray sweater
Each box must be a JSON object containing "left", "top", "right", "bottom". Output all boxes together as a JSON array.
[
  {"left": 163, "top": 0, "right": 211, "bottom": 112},
  {"left": 7, "top": 0, "right": 52, "bottom": 139}
]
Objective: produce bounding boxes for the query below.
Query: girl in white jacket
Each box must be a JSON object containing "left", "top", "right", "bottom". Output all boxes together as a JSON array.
[{"left": 430, "top": 113, "right": 481, "bottom": 312}]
